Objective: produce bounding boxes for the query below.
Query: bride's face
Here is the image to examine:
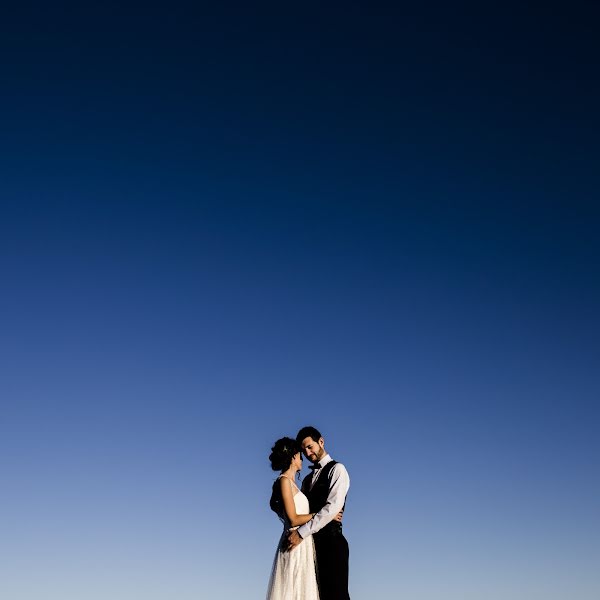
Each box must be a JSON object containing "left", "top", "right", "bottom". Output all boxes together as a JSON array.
[{"left": 292, "top": 452, "right": 303, "bottom": 471}]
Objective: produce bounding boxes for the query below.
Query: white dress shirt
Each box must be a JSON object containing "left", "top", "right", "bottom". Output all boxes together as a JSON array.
[{"left": 297, "top": 454, "right": 350, "bottom": 539}]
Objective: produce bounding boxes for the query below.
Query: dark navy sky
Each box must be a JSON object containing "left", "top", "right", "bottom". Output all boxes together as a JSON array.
[{"left": 1, "top": 3, "right": 599, "bottom": 599}]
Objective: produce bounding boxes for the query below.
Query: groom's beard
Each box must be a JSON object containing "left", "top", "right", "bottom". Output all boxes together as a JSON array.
[{"left": 309, "top": 448, "right": 325, "bottom": 463}]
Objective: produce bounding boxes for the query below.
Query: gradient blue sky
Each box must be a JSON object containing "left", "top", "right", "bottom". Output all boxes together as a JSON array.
[{"left": 1, "top": 3, "right": 599, "bottom": 599}]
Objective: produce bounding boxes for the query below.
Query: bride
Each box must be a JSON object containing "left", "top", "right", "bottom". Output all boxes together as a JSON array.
[{"left": 266, "top": 437, "right": 320, "bottom": 600}]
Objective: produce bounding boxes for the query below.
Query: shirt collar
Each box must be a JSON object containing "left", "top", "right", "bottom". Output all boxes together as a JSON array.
[{"left": 316, "top": 454, "right": 332, "bottom": 469}]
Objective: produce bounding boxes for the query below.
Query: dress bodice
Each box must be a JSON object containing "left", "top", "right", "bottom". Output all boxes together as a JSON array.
[
  {"left": 292, "top": 489, "right": 310, "bottom": 516},
  {"left": 277, "top": 476, "right": 310, "bottom": 528}
]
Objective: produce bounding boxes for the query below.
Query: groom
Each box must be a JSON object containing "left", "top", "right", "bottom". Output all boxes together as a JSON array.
[{"left": 287, "top": 426, "right": 351, "bottom": 600}]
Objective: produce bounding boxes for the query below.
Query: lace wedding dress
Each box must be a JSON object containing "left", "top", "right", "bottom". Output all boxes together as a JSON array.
[{"left": 266, "top": 476, "right": 320, "bottom": 600}]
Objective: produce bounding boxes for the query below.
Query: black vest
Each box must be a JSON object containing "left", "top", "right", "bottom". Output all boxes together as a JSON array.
[{"left": 303, "top": 460, "right": 346, "bottom": 537}]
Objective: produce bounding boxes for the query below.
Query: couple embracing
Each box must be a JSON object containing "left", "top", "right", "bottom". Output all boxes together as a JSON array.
[{"left": 267, "top": 426, "right": 350, "bottom": 600}]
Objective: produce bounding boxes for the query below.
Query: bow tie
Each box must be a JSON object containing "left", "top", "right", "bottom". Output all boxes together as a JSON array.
[{"left": 309, "top": 464, "right": 322, "bottom": 471}]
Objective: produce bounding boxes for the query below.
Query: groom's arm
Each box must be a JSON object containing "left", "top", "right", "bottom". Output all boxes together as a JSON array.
[{"left": 297, "top": 463, "right": 350, "bottom": 539}]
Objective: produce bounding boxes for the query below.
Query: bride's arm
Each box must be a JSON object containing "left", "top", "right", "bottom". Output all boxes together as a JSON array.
[{"left": 280, "top": 478, "right": 315, "bottom": 527}]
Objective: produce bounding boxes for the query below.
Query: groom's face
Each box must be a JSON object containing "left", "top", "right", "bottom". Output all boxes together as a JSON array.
[{"left": 300, "top": 436, "right": 325, "bottom": 463}]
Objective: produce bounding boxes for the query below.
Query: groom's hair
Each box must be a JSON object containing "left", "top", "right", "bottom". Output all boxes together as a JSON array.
[{"left": 296, "top": 426, "right": 322, "bottom": 444}]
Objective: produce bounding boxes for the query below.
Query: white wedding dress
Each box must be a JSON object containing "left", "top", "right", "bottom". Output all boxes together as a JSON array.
[{"left": 266, "top": 477, "right": 320, "bottom": 600}]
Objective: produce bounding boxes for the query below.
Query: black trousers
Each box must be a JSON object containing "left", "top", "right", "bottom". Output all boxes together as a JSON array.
[{"left": 314, "top": 531, "right": 350, "bottom": 600}]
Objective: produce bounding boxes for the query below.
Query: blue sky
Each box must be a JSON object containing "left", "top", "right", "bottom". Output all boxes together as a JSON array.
[{"left": 1, "top": 3, "right": 599, "bottom": 599}]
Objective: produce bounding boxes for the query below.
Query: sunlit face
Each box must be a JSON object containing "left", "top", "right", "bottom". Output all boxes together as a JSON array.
[{"left": 300, "top": 436, "right": 325, "bottom": 464}]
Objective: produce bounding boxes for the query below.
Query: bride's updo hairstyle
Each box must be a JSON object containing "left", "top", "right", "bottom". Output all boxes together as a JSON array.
[
  {"left": 269, "top": 437, "right": 300, "bottom": 472},
  {"left": 269, "top": 437, "right": 300, "bottom": 516}
]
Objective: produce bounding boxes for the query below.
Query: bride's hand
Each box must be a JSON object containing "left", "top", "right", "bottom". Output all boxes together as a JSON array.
[{"left": 286, "top": 529, "right": 303, "bottom": 551}]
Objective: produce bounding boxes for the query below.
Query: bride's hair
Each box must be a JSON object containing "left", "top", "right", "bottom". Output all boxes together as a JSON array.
[
  {"left": 269, "top": 437, "right": 300, "bottom": 472},
  {"left": 269, "top": 437, "right": 301, "bottom": 516}
]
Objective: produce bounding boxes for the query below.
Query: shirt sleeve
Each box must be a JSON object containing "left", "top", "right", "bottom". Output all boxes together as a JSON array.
[{"left": 297, "top": 463, "right": 350, "bottom": 538}]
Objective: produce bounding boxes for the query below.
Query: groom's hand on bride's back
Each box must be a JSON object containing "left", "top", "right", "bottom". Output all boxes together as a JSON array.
[{"left": 286, "top": 511, "right": 344, "bottom": 551}]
